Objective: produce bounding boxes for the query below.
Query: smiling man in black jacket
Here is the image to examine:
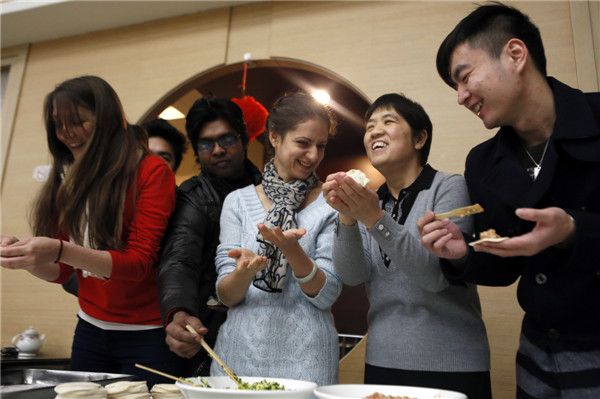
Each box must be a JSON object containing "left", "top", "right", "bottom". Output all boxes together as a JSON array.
[
  {"left": 157, "top": 97, "right": 262, "bottom": 376},
  {"left": 418, "top": 3, "right": 600, "bottom": 399}
]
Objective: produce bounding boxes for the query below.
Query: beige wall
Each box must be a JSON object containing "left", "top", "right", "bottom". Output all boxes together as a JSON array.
[{"left": 1, "top": 2, "right": 597, "bottom": 398}]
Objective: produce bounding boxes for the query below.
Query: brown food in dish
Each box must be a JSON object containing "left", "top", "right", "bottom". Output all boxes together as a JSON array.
[{"left": 479, "top": 228, "right": 501, "bottom": 240}]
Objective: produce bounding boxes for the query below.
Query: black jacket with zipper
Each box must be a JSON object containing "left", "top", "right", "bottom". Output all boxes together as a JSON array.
[{"left": 157, "top": 159, "right": 262, "bottom": 346}]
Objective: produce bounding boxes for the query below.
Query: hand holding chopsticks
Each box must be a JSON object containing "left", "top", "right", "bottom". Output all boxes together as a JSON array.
[{"left": 185, "top": 324, "right": 242, "bottom": 387}]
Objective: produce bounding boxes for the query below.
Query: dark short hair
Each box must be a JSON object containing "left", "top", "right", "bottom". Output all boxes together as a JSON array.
[
  {"left": 437, "top": 1, "right": 547, "bottom": 89},
  {"left": 266, "top": 92, "right": 337, "bottom": 139},
  {"left": 185, "top": 97, "right": 249, "bottom": 162},
  {"left": 142, "top": 118, "right": 188, "bottom": 172},
  {"left": 365, "top": 93, "right": 432, "bottom": 166}
]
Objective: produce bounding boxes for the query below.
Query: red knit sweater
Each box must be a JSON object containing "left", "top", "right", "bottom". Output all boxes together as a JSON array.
[{"left": 53, "top": 155, "right": 176, "bottom": 325}]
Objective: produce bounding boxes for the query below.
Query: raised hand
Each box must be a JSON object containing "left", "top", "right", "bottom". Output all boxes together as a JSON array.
[
  {"left": 417, "top": 210, "right": 468, "bottom": 260},
  {"left": 257, "top": 223, "right": 306, "bottom": 251},
  {"left": 471, "top": 207, "right": 575, "bottom": 257},
  {"left": 323, "top": 172, "right": 382, "bottom": 228},
  {"left": 227, "top": 248, "right": 269, "bottom": 274}
]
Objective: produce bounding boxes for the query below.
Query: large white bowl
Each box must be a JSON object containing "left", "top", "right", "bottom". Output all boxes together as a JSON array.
[
  {"left": 176, "top": 376, "right": 317, "bottom": 399},
  {"left": 314, "top": 384, "right": 467, "bottom": 399}
]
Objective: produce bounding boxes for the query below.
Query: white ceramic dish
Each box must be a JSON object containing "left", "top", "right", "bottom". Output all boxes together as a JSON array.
[
  {"left": 176, "top": 376, "right": 317, "bottom": 399},
  {"left": 313, "top": 384, "right": 467, "bottom": 399},
  {"left": 469, "top": 236, "right": 509, "bottom": 246}
]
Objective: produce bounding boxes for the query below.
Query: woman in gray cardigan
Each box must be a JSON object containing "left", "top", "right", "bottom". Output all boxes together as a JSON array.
[{"left": 323, "top": 93, "right": 491, "bottom": 399}]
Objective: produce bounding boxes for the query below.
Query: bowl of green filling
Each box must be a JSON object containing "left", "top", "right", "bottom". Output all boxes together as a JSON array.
[{"left": 176, "top": 376, "right": 317, "bottom": 398}]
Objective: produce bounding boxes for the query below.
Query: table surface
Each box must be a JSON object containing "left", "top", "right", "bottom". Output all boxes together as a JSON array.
[{"left": 1, "top": 356, "right": 70, "bottom": 370}]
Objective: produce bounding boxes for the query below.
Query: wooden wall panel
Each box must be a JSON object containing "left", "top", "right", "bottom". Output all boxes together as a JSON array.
[{"left": 0, "top": 2, "right": 591, "bottom": 398}]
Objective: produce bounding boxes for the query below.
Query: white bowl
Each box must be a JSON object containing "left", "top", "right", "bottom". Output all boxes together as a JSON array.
[
  {"left": 314, "top": 384, "right": 467, "bottom": 399},
  {"left": 176, "top": 376, "right": 317, "bottom": 399}
]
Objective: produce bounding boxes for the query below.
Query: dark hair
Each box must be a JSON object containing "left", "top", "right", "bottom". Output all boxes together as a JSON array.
[
  {"left": 142, "top": 118, "right": 188, "bottom": 172},
  {"left": 185, "top": 97, "right": 249, "bottom": 163},
  {"left": 365, "top": 93, "right": 432, "bottom": 166},
  {"left": 266, "top": 92, "right": 337, "bottom": 141},
  {"left": 35, "top": 75, "right": 148, "bottom": 249},
  {"left": 437, "top": 1, "right": 547, "bottom": 89}
]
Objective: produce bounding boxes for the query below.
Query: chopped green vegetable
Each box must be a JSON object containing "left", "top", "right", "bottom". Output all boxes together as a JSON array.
[
  {"left": 235, "top": 379, "right": 285, "bottom": 390},
  {"left": 182, "top": 377, "right": 212, "bottom": 387},
  {"left": 198, "top": 377, "right": 212, "bottom": 388},
  {"left": 185, "top": 376, "right": 285, "bottom": 391}
]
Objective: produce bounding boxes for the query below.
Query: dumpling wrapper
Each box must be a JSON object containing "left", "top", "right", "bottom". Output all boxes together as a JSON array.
[
  {"left": 151, "top": 383, "right": 184, "bottom": 399},
  {"left": 346, "top": 169, "right": 370, "bottom": 187},
  {"left": 151, "top": 384, "right": 182, "bottom": 393},
  {"left": 106, "top": 381, "right": 150, "bottom": 398},
  {"left": 54, "top": 382, "right": 107, "bottom": 399},
  {"left": 469, "top": 236, "right": 510, "bottom": 246}
]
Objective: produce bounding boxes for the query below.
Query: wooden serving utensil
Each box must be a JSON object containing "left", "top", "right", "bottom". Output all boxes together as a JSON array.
[
  {"left": 185, "top": 324, "right": 242, "bottom": 387},
  {"left": 135, "top": 363, "right": 203, "bottom": 387}
]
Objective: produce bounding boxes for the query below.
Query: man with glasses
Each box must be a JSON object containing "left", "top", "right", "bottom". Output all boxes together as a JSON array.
[{"left": 157, "top": 97, "right": 262, "bottom": 376}]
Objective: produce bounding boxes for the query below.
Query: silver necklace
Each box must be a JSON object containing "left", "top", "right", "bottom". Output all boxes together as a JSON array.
[{"left": 524, "top": 139, "right": 550, "bottom": 180}]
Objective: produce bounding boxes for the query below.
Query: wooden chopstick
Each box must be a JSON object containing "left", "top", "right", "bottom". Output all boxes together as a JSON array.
[
  {"left": 185, "top": 324, "right": 242, "bottom": 387},
  {"left": 135, "top": 363, "right": 203, "bottom": 387},
  {"left": 434, "top": 203, "right": 484, "bottom": 220}
]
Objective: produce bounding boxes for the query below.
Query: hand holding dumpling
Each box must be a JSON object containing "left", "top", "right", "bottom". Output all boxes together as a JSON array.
[{"left": 323, "top": 171, "right": 383, "bottom": 229}]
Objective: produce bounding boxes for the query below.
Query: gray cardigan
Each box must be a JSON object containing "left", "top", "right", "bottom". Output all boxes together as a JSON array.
[{"left": 333, "top": 169, "right": 490, "bottom": 372}]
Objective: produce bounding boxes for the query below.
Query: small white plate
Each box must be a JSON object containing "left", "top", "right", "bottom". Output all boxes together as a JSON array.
[
  {"left": 176, "top": 376, "right": 316, "bottom": 399},
  {"left": 469, "top": 237, "right": 509, "bottom": 246},
  {"left": 314, "top": 384, "right": 467, "bottom": 399}
]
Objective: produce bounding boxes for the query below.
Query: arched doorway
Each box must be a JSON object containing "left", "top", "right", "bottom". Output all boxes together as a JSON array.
[
  {"left": 140, "top": 58, "right": 372, "bottom": 343},
  {"left": 140, "top": 58, "right": 382, "bottom": 187}
]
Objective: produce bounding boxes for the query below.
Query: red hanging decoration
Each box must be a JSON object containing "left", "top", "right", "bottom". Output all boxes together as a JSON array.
[
  {"left": 232, "top": 96, "right": 268, "bottom": 141},
  {"left": 231, "top": 58, "right": 268, "bottom": 141}
]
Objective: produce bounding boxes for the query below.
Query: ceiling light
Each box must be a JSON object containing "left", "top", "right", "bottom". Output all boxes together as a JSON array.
[
  {"left": 312, "top": 90, "right": 330, "bottom": 104},
  {"left": 159, "top": 106, "right": 185, "bottom": 120}
]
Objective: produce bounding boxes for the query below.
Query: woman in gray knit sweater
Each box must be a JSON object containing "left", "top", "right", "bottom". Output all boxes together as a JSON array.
[
  {"left": 212, "top": 93, "right": 342, "bottom": 387},
  {"left": 323, "top": 93, "right": 491, "bottom": 398}
]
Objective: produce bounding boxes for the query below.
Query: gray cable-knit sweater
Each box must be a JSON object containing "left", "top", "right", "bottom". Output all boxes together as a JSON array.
[
  {"left": 212, "top": 185, "right": 342, "bottom": 386},
  {"left": 333, "top": 170, "right": 490, "bottom": 372}
]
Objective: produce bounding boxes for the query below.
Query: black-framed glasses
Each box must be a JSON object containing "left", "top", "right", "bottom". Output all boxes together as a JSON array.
[{"left": 197, "top": 133, "right": 240, "bottom": 153}]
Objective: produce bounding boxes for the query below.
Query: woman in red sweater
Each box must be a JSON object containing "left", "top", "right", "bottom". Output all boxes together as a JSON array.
[{"left": 0, "top": 75, "right": 185, "bottom": 386}]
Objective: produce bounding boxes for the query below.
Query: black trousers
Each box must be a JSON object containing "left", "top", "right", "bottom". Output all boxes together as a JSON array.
[{"left": 70, "top": 317, "right": 186, "bottom": 388}]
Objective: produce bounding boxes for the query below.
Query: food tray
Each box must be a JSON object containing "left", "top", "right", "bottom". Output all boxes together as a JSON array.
[{"left": 0, "top": 368, "right": 135, "bottom": 399}]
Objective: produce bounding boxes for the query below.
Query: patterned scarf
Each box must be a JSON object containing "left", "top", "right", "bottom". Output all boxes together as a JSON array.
[{"left": 253, "top": 159, "right": 318, "bottom": 292}]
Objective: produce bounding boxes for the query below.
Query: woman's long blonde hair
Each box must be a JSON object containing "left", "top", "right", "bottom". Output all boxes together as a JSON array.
[{"left": 31, "top": 76, "right": 149, "bottom": 250}]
